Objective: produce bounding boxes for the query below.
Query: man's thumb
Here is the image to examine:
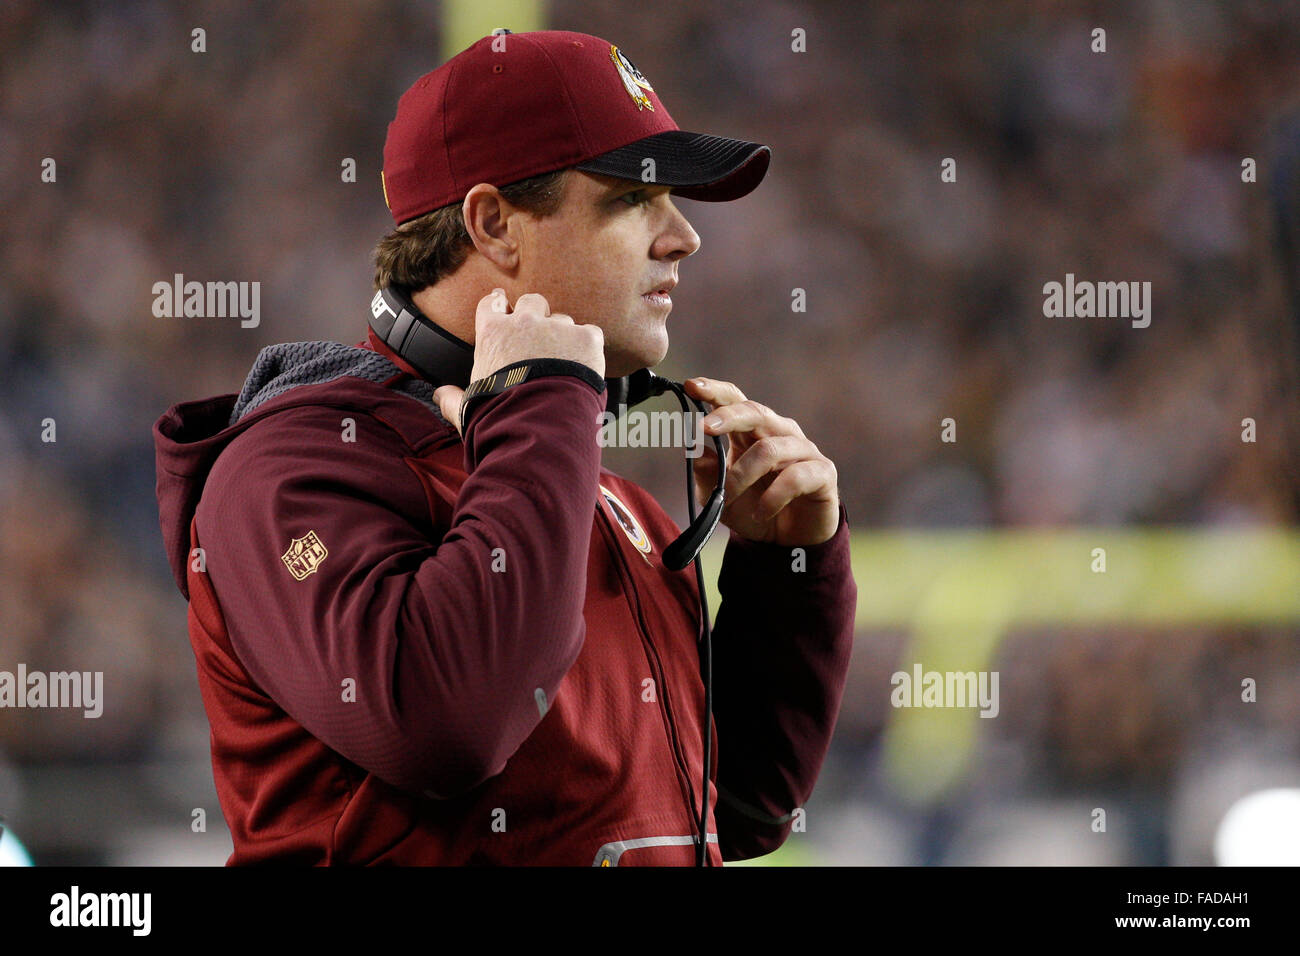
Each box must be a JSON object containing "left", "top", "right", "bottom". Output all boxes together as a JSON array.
[{"left": 433, "top": 385, "right": 465, "bottom": 433}]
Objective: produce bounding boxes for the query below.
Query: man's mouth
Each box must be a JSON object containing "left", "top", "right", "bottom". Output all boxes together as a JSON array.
[{"left": 642, "top": 279, "right": 676, "bottom": 308}]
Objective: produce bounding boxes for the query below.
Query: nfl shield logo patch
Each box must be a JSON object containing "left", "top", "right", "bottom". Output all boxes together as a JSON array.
[{"left": 282, "top": 530, "right": 328, "bottom": 580}]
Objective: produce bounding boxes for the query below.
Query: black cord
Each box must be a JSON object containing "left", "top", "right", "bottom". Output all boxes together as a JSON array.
[
  {"left": 673, "top": 388, "right": 716, "bottom": 867},
  {"left": 693, "top": 517, "right": 713, "bottom": 866},
  {"left": 657, "top": 379, "right": 724, "bottom": 867}
]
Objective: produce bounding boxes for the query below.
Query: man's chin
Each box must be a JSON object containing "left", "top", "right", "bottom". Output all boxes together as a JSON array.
[{"left": 606, "top": 340, "right": 668, "bottom": 379}]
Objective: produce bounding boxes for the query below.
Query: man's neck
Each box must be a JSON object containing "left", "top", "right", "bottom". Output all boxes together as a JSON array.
[{"left": 410, "top": 277, "right": 481, "bottom": 345}]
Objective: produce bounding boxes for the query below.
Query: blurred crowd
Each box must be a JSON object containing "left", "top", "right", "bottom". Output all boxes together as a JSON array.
[{"left": 1, "top": 0, "right": 1297, "bottom": 863}]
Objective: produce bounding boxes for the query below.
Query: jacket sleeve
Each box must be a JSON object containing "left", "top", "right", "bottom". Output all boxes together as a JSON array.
[
  {"left": 195, "top": 373, "right": 606, "bottom": 798},
  {"left": 708, "top": 502, "right": 857, "bottom": 861}
]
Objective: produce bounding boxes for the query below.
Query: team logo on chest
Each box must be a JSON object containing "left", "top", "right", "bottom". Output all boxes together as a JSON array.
[
  {"left": 282, "top": 530, "right": 328, "bottom": 580},
  {"left": 599, "top": 484, "right": 653, "bottom": 555}
]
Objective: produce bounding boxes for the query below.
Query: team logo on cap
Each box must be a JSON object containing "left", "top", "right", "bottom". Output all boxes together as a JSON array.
[{"left": 609, "top": 45, "right": 654, "bottom": 111}]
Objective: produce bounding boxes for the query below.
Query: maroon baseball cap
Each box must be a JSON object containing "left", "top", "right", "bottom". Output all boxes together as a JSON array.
[{"left": 381, "top": 29, "right": 771, "bottom": 225}]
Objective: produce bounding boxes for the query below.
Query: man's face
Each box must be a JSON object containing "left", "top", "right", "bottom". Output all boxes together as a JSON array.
[{"left": 512, "top": 170, "right": 702, "bottom": 379}]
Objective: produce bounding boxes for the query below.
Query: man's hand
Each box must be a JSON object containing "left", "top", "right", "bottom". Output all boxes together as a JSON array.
[
  {"left": 434, "top": 289, "right": 605, "bottom": 435},
  {"left": 684, "top": 377, "right": 840, "bottom": 546}
]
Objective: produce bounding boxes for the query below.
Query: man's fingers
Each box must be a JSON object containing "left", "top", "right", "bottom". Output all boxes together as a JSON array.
[
  {"left": 724, "top": 434, "right": 820, "bottom": 500},
  {"left": 754, "top": 459, "right": 836, "bottom": 522},
  {"left": 477, "top": 288, "right": 509, "bottom": 316},
  {"left": 684, "top": 377, "right": 746, "bottom": 410},
  {"left": 512, "top": 292, "right": 551, "bottom": 317},
  {"left": 702, "top": 400, "right": 804, "bottom": 441},
  {"left": 476, "top": 289, "right": 554, "bottom": 322},
  {"left": 433, "top": 384, "right": 465, "bottom": 436}
]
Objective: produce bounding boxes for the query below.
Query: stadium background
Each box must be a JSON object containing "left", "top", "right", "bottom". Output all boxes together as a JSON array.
[{"left": 1, "top": 0, "right": 1298, "bottom": 865}]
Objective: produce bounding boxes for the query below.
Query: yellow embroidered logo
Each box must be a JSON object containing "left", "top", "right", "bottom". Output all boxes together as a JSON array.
[
  {"left": 282, "top": 531, "right": 328, "bottom": 580},
  {"left": 609, "top": 45, "right": 654, "bottom": 111},
  {"left": 600, "top": 484, "right": 652, "bottom": 556}
]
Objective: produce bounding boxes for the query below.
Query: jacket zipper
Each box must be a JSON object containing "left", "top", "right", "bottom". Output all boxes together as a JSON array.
[{"left": 594, "top": 502, "right": 703, "bottom": 837}]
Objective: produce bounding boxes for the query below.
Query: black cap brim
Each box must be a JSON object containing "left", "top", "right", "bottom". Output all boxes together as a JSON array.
[{"left": 575, "top": 130, "right": 770, "bottom": 202}]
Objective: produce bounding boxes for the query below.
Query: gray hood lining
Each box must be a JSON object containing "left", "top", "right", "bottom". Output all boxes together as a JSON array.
[{"left": 228, "top": 341, "right": 445, "bottom": 426}]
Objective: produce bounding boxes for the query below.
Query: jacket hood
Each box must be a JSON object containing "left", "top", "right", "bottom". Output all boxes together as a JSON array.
[{"left": 153, "top": 340, "right": 442, "bottom": 598}]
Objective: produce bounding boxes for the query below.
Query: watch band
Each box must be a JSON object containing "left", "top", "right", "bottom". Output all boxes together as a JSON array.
[{"left": 460, "top": 358, "right": 606, "bottom": 431}]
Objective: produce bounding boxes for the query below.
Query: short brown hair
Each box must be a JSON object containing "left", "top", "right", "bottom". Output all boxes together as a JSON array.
[{"left": 373, "top": 168, "right": 570, "bottom": 292}]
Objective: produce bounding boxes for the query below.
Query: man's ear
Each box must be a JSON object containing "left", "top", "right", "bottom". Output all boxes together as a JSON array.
[{"left": 462, "top": 184, "right": 519, "bottom": 271}]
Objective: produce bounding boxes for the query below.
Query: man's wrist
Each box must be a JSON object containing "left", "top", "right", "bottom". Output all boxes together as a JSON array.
[
  {"left": 725, "top": 502, "right": 851, "bottom": 565},
  {"left": 461, "top": 358, "right": 605, "bottom": 430}
]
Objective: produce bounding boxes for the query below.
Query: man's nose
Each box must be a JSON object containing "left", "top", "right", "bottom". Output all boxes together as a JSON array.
[{"left": 655, "top": 199, "right": 701, "bottom": 260}]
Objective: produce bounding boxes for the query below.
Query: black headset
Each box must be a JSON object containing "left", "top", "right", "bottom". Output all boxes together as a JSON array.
[{"left": 369, "top": 285, "right": 724, "bottom": 865}]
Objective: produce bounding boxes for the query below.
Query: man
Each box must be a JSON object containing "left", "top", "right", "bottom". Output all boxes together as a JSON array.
[{"left": 153, "top": 29, "right": 856, "bottom": 865}]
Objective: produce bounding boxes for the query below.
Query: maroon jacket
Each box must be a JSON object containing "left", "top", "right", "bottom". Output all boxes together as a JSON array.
[{"left": 152, "top": 335, "right": 856, "bottom": 865}]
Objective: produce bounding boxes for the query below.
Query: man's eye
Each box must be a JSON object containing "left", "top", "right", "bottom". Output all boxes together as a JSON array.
[{"left": 620, "top": 190, "right": 649, "bottom": 206}]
